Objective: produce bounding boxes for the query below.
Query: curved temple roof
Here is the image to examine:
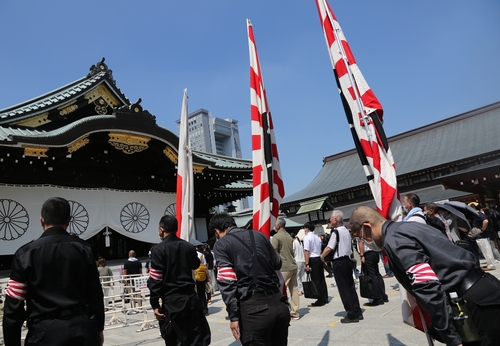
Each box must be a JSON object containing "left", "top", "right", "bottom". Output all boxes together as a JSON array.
[
  {"left": 0, "top": 58, "right": 253, "bottom": 211},
  {"left": 283, "top": 101, "right": 500, "bottom": 206}
]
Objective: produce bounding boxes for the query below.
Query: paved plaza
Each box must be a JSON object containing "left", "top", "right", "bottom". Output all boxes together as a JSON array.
[
  {"left": 2, "top": 258, "right": 496, "bottom": 346},
  {"left": 99, "top": 258, "right": 497, "bottom": 346}
]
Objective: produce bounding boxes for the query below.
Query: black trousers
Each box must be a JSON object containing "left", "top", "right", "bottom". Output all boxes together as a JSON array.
[
  {"left": 239, "top": 291, "right": 290, "bottom": 346},
  {"left": 310, "top": 257, "right": 328, "bottom": 304},
  {"left": 195, "top": 280, "right": 208, "bottom": 315},
  {"left": 25, "top": 313, "right": 100, "bottom": 346},
  {"left": 462, "top": 273, "right": 500, "bottom": 346},
  {"left": 364, "top": 251, "right": 388, "bottom": 302},
  {"left": 332, "top": 256, "right": 362, "bottom": 319},
  {"left": 160, "top": 292, "right": 211, "bottom": 346}
]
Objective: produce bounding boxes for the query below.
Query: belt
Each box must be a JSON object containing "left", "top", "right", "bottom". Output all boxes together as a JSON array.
[
  {"left": 29, "top": 305, "right": 89, "bottom": 324},
  {"left": 454, "top": 269, "right": 484, "bottom": 297},
  {"left": 333, "top": 256, "right": 349, "bottom": 261},
  {"left": 246, "top": 287, "right": 280, "bottom": 300}
]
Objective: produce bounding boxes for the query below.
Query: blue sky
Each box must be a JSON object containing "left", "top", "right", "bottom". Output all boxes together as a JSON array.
[{"left": 1, "top": 1, "right": 499, "bottom": 196}]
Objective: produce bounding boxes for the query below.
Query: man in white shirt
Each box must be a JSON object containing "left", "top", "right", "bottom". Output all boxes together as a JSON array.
[
  {"left": 321, "top": 210, "right": 363, "bottom": 323},
  {"left": 303, "top": 222, "right": 328, "bottom": 306},
  {"left": 291, "top": 233, "right": 305, "bottom": 296}
]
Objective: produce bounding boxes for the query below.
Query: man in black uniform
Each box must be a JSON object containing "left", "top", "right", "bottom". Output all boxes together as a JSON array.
[
  {"left": 350, "top": 206, "right": 500, "bottom": 346},
  {"left": 209, "top": 214, "right": 290, "bottom": 346},
  {"left": 147, "top": 215, "right": 210, "bottom": 346},
  {"left": 3, "top": 197, "right": 104, "bottom": 346}
]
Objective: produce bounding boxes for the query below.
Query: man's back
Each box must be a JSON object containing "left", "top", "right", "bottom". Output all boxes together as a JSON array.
[
  {"left": 149, "top": 236, "right": 199, "bottom": 296},
  {"left": 272, "top": 229, "right": 297, "bottom": 271},
  {"left": 8, "top": 227, "right": 102, "bottom": 319},
  {"left": 148, "top": 215, "right": 210, "bottom": 346},
  {"left": 214, "top": 227, "right": 282, "bottom": 302},
  {"left": 124, "top": 258, "right": 142, "bottom": 275},
  {"left": 4, "top": 226, "right": 104, "bottom": 345}
]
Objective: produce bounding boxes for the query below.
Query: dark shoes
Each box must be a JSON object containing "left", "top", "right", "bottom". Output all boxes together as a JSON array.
[
  {"left": 364, "top": 300, "right": 384, "bottom": 307},
  {"left": 326, "top": 274, "right": 334, "bottom": 278},
  {"left": 310, "top": 301, "right": 325, "bottom": 307},
  {"left": 340, "top": 316, "right": 359, "bottom": 323}
]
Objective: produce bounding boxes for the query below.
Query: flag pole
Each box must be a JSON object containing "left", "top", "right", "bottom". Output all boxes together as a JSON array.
[
  {"left": 176, "top": 88, "right": 194, "bottom": 241},
  {"left": 247, "top": 18, "right": 285, "bottom": 237},
  {"left": 323, "top": 2, "right": 375, "bottom": 149}
]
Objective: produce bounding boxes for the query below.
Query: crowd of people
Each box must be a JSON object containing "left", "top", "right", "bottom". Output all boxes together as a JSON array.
[{"left": 3, "top": 195, "right": 500, "bottom": 345}]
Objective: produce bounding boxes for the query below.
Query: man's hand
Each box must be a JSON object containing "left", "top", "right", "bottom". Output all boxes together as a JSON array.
[
  {"left": 154, "top": 308, "right": 165, "bottom": 321},
  {"left": 98, "top": 331, "right": 104, "bottom": 345},
  {"left": 230, "top": 320, "right": 240, "bottom": 341},
  {"left": 361, "top": 256, "right": 365, "bottom": 264}
]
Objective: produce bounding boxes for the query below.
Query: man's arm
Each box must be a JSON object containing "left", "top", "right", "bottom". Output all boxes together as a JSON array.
[
  {"left": 358, "top": 241, "right": 366, "bottom": 264},
  {"left": 407, "top": 265, "right": 461, "bottom": 345},
  {"left": 213, "top": 241, "right": 239, "bottom": 322},
  {"left": 85, "top": 247, "right": 105, "bottom": 333},
  {"left": 482, "top": 218, "right": 489, "bottom": 231},
  {"left": 3, "top": 282, "right": 27, "bottom": 346},
  {"left": 3, "top": 254, "right": 28, "bottom": 346},
  {"left": 304, "top": 250, "right": 310, "bottom": 269},
  {"left": 271, "top": 234, "right": 280, "bottom": 253},
  {"left": 147, "top": 249, "right": 164, "bottom": 312},
  {"left": 388, "top": 230, "right": 461, "bottom": 345},
  {"left": 321, "top": 231, "right": 337, "bottom": 261},
  {"left": 320, "top": 247, "right": 332, "bottom": 262}
]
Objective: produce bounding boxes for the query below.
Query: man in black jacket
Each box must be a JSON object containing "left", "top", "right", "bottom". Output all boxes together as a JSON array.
[
  {"left": 147, "top": 215, "right": 210, "bottom": 346},
  {"left": 210, "top": 214, "right": 290, "bottom": 346},
  {"left": 350, "top": 205, "right": 500, "bottom": 346},
  {"left": 3, "top": 197, "right": 104, "bottom": 346}
]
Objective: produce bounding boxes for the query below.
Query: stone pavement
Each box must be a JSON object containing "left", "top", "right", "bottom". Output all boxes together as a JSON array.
[
  {"left": 100, "top": 258, "right": 499, "bottom": 346},
  {"left": 2, "top": 258, "right": 497, "bottom": 346}
]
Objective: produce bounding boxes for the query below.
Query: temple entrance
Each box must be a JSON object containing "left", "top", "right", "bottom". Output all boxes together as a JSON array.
[{"left": 86, "top": 227, "right": 155, "bottom": 261}]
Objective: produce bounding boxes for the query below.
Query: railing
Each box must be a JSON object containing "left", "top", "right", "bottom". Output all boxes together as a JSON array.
[
  {"left": 101, "top": 274, "right": 158, "bottom": 332},
  {"left": 0, "top": 274, "right": 159, "bottom": 344}
]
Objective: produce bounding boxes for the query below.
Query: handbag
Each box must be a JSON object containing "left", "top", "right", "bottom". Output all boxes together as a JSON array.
[
  {"left": 455, "top": 239, "right": 470, "bottom": 250},
  {"left": 358, "top": 263, "right": 374, "bottom": 299},
  {"left": 302, "top": 272, "right": 319, "bottom": 299},
  {"left": 467, "top": 227, "right": 482, "bottom": 239}
]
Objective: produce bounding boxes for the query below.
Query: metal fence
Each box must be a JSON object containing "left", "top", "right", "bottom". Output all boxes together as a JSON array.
[{"left": 0, "top": 274, "right": 159, "bottom": 344}]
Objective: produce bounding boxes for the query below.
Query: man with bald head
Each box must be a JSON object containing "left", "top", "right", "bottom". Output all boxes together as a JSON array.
[
  {"left": 350, "top": 206, "right": 500, "bottom": 345},
  {"left": 123, "top": 249, "right": 143, "bottom": 313}
]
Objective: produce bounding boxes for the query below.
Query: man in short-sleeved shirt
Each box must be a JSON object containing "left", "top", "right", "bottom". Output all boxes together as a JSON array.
[
  {"left": 123, "top": 250, "right": 142, "bottom": 311},
  {"left": 303, "top": 222, "right": 328, "bottom": 306}
]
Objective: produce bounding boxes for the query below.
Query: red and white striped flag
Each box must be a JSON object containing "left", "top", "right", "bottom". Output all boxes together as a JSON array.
[
  {"left": 315, "top": 0, "right": 401, "bottom": 221},
  {"left": 247, "top": 19, "right": 285, "bottom": 238},
  {"left": 176, "top": 88, "right": 194, "bottom": 241}
]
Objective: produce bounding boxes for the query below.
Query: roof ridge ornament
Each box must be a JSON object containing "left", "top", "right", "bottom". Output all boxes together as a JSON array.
[
  {"left": 87, "top": 57, "right": 116, "bottom": 85},
  {"left": 115, "top": 98, "right": 156, "bottom": 124}
]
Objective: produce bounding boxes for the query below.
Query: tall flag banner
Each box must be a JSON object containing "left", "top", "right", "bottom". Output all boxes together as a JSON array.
[
  {"left": 176, "top": 88, "right": 194, "bottom": 241},
  {"left": 247, "top": 19, "right": 285, "bottom": 237},
  {"left": 315, "top": 0, "right": 401, "bottom": 222}
]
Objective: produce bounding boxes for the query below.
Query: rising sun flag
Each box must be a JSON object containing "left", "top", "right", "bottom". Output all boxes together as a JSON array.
[
  {"left": 176, "top": 88, "right": 194, "bottom": 241},
  {"left": 314, "top": 0, "right": 435, "bottom": 340},
  {"left": 315, "top": 0, "right": 401, "bottom": 222},
  {"left": 247, "top": 19, "right": 285, "bottom": 238}
]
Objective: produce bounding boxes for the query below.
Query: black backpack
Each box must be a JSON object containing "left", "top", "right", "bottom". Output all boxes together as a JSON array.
[{"left": 413, "top": 213, "right": 446, "bottom": 235}]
